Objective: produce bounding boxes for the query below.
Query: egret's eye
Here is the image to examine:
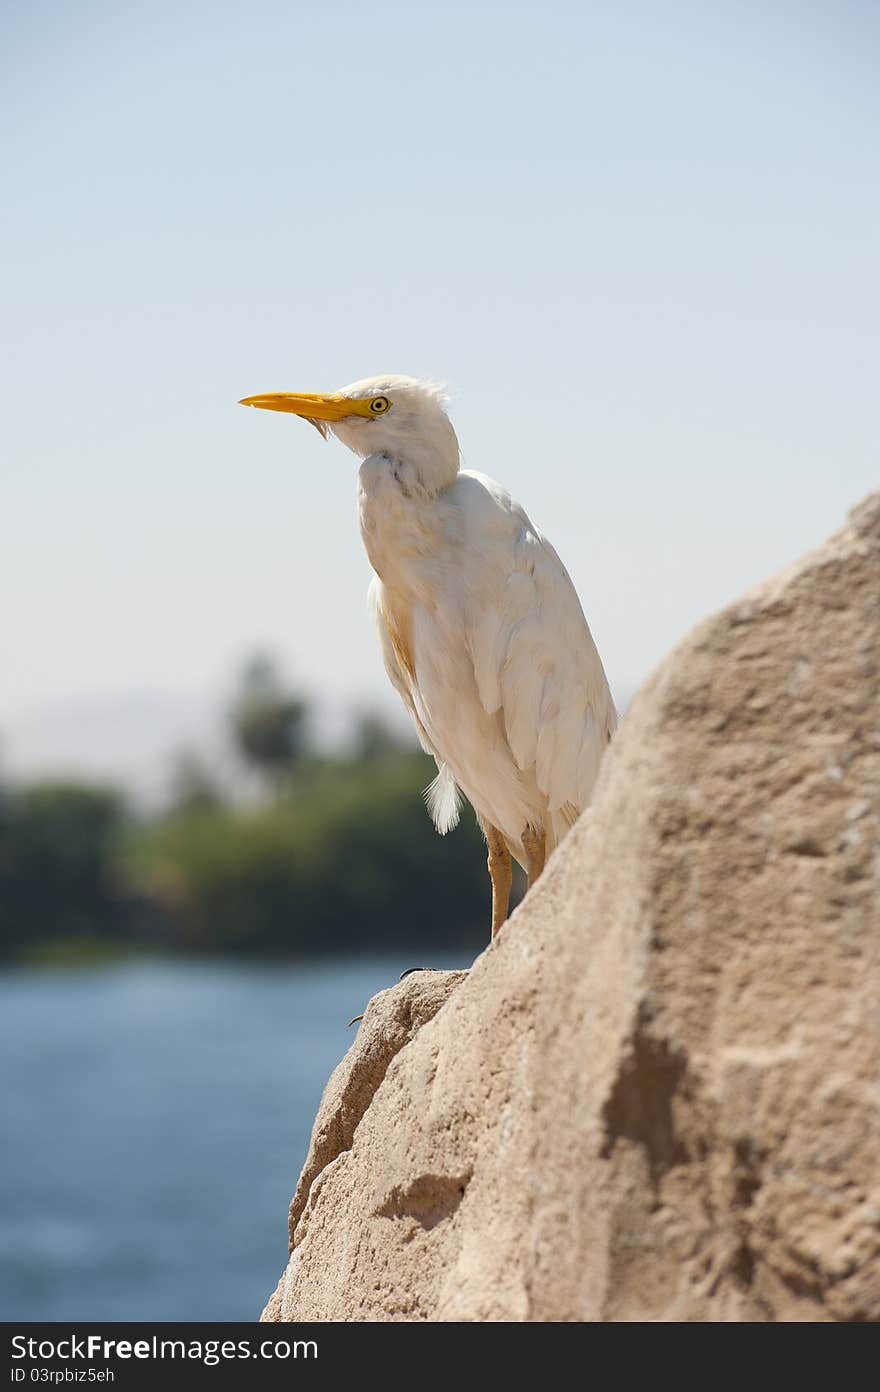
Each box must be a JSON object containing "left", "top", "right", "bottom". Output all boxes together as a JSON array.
[{"left": 369, "top": 395, "right": 391, "bottom": 415}]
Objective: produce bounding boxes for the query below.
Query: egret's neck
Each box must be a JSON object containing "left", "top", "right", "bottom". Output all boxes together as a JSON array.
[
  {"left": 393, "top": 445, "right": 459, "bottom": 499},
  {"left": 357, "top": 443, "right": 458, "bottom": 590},
  {"left": 381, "top": 410, "right": 461, "bottom": 499},
  {"left": 353, "top": 408, "right": 461, "bottom": 590},
  {"left": 336, "top": 409, "right": 460, "bottom": 499}
]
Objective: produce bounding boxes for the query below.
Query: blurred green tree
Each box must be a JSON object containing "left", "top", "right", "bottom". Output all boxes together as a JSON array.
[
  {"left": 168, "top": 749, "right": 225, "bottom": 815},
  {"left": 0, "top": 782, "right": 127, "bottom": 959},
  {"left": 230, "top": 654, "right": 309, "bottom": 789},
  {"left": 134, "top": 751, "right": 491, "bottom": 959},
  {"left": 0, "top": 673, "right": 513, "bottom": 964},
  {"left": 351, "top": 711, "right": 412, "bottom": 762}
]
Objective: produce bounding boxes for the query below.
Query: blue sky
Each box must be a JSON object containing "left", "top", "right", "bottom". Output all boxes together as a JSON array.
[{"left": 2, "top": 1, "right": 877, "bottom": 790}]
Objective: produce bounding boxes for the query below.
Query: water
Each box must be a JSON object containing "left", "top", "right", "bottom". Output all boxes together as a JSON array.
[{"left": 0, "top": 955, "right": 426, "bottom": 1321}]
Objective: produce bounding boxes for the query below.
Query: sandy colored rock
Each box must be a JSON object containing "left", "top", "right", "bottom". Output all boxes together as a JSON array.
[
  {"left": 262, "top": 969, "right": 466, "bottom": 1321},
  {"left": 264, "top": 495, "right": 880, "bottom": 1322}
]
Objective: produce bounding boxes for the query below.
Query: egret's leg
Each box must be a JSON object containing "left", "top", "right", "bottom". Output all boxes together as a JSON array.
[
  {"left": 485, "top": 823, "right": 512, "bottom": 939},
  {"left": 522, "top": 824, "right": 546, "bottom": 888}
]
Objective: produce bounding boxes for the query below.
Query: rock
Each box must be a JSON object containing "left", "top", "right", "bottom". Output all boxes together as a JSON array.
[
  {"left": 263, "top": 495, "right": 880, "bottom": 1322},
  {"left": 262, "top": 969, "right": 467, "bottom": 1321}
]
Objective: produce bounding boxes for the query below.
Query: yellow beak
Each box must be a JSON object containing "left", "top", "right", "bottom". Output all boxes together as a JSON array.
[{"left": 238, "top": 391, "right": 375, "bottom": 421}]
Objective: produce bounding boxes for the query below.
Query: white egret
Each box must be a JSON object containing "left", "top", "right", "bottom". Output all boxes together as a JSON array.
[{"left": 240, "top": 376, "right": 616, "bottom": 938}]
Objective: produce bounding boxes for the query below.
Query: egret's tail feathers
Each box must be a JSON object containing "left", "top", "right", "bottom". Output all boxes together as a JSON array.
[{"left": 424, "top": 763, "right": 462, "bottom": 835}]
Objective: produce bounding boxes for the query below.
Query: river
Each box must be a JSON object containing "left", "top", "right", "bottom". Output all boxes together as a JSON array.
[{"left": 0, "top": 955, "right": 443, "bottom": 1320}]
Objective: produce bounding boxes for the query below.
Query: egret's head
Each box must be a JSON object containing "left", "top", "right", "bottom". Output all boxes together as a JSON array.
[{"left": 239, "top": 374, "right": 460, "bottom": 492}]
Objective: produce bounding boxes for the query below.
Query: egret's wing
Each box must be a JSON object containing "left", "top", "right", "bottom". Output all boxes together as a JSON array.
[
  {"left": 367, "top": 576, "right": 462, "bottom": 832},
  {"left": 461, "top": 474, "right": 617, "bottom": 821},
  {"left": 367, "top": 577, "right": 418, "bottom": 725}
]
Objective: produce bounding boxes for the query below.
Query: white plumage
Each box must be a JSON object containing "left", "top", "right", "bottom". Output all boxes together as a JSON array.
[{"left": 240, "top": 374, "right": 616, "bottom": 936}]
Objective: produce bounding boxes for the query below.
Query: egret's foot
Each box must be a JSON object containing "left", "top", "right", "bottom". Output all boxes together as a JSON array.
[
  {"left": 521, "top": 823, "right": 546, "bottom": 887},
  {"left": 485, "top": 823, "right": 512, "bottom": 939}
]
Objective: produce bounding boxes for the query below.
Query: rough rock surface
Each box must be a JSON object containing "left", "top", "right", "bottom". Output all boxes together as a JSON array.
[
  {"left": 263, "top": 495, "right": 880, "bottom": 1322},
  {"left": 262, "top": 970, "right": 466, "bottom": 1322}
]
